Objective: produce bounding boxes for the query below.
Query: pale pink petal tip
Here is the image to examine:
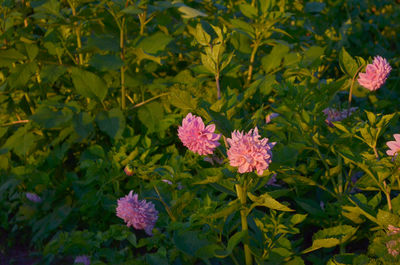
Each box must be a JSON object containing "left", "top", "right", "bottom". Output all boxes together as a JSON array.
[
  {"left": 178, "top": 113, "right": 221, "bottom": 155},
  {"left": 116, "top": 191, "right": 158, "bottom": 236},
  {"left": 323, "top": 107, "right": 357, "bottom": 126},
  {"left": 227, "top": 127, "right": 275, "bottom": 176},
  {"left": 387, "top": 134, "right": 400, "bottom": 157},
  {"left": 357, "top": 56, "right": 391, "bottom": 91}
]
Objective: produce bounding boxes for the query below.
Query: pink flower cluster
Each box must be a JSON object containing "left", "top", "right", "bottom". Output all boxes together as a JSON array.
[
  {"left": 322, "top": 107, "right": 357, "bottom": 127},
  {"left": 116, "top": 191, "right": 158, "bottom": 236},
  {"left": 357, "top": 56, "right": 391, "bottom": 91},
  {"left": 178, "top": 113, "right": 221, "bottom": 155},
  {"left": 227, "top": 127, "right": 275, "bottom": 176},
  {"left": 386, "top": 134, "right": 400, "bottom": 157}
]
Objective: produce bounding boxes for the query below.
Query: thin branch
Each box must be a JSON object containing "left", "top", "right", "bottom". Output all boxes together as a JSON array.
[
  {"left": 130, "top": 93, "right": 169, "bottom": 109},
  {"left": 1, "top": 120, "right": 29, "bottom": 127}
]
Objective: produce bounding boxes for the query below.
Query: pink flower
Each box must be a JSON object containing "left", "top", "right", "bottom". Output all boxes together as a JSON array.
[
  {"left": 26, "top": 192, "right": 42, "bottom": 203},
  {"left": 74, "top": 255, "right": 90, "bottom": 265},
  {"left": 124, "top": 165, "right": 134, "bottom": 176},
  {"left": 386, "top": 134, "right": 400, "bottom": 156},
  {"left": 322, "top": 107, "right": 357, "bottom": 127},
  {"left": 227, "top": 127, "right": 275, "bottom": 176},
  {"left": 357, "top": 56, "right": 391, "bottom": 91},
  {"left": 116, "top": 191, "right": 158, "bottom": 236},
  {"left": 178, "top": 113, "right": 221, "bottom": 155},
  {"left": 386, "top": 225, "right": 400, "bottom": 257}
]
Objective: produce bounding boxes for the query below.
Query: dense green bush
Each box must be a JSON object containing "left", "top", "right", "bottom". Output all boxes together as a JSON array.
[{"left": 1, "top": 0, "right": 400, "bottom": 264}]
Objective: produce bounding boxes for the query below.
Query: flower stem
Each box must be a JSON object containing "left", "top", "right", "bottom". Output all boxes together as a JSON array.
[
  {"left": 153, "top": 185, "right": 176, "bottom": 221},
  {"left": 347, "top": 65, "right": 364, "bottom": 115},
  {"left": 216, "top": 73, "right": 221, "bottom": 100},
  {"left": 235, "top": 183, "right": 252, "bottom": 265},
  {"left": 246, "top": 40, "right": 259, "bottom": 86},
  {"left": 383, "top": 180, "right": 392, "bottom": 212}
]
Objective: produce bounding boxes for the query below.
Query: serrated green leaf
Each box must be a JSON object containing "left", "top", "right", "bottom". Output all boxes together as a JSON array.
[
  {"left": 248, "top": 192, "right": 294, "bottom": 212},
  {"left": 96, "top": 108, "right": 126, "bottom": 140},
  {"left": 71, "top": 67, "right": 108, "bottom": 101},
  {"left": 339, "top": 47, "right": 358, "bottom": 77}
]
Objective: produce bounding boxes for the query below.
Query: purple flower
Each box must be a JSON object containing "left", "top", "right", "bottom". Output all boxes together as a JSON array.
[
  {"left": 227, "top": 127, "right": 275, "bottom": 176},
  {"left": 26, "top": 192, "right": 42, "bottom": 203},
  {"left": 116, "top": 191, "right": 158, "bottom": 236},
  {"left": 265, "top": 113, "right": 279, "bottom": 124},
  {"left": 357, "top": 56, "right": 391, "bottom": 91},
  {"left": 178, "top": 113, "right": 221, "bottom": 155},
  {"left": 322, "top": 107, "right": 357, "bottom": 127},
  {"left": 74, "top": 255, "right": 90, "bottom": 265}
]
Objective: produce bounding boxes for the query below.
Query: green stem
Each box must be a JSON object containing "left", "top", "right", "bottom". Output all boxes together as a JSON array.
[
  {"left": 154, "top": 185, "right": 176, "bottom": 222},
  {"left": 347, "top": 65, "right": 364, "bottom": 115},
  {"left": 246, "top": 40, "right": 259, "bottom": 85},
  {"left": 216, "top": 73, "right": 221, "bottom": 100},
  {"left": 235, "top": 183, "right": 252, "bottom": 265},
  {"left": 384, "top": 181, "right": 392, "bottom": 212},
  {"left": 120, "top": 16, "right": 126, "bottom": 110}
]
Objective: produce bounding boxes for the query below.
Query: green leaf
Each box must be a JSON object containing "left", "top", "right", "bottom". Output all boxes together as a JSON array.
[
  {"left": 175, "top": 4, "right": 207, "bottom": 19},
  {"left": 215, "top": 231, "right": 246, "bottom": 257},
  {"left": 137, "top": 101, "right": 164, "bottom": 133},
  {"left": 195, "top": 23, "right": 211, "bottom": 46},
  {"left": 303, "top": 225, "right": 357, "bottom": 253},
  {"left": 230, "top": 18, "right": 255, "bottom": 38},
  {"left": 304, "top": 2, "right": 326, "bottom": 13},
  {"left": 31, "top": 107, "right": 73, "bottom": 129},
  {"left": 207, "top": 200, "right": 240, "bottom": 219},
  {"left": 71, "top": 67, "right": 108, "bottom": 101},
  {"left": 377, "top": 209, "right": 400, "bottom": 228},
  {"left": 136, "top": 32, "right": 173, "bottom": 54},
  {"left": 3, "top": 125, "right": 39, "bottom": 158},
  {"left": 248, "top": 192, "right": 294, "bottom": 212},
  {"left": 0, "top": 48, "right": 26, "bottom": 67},
  {"left": 120, "top": 5, "right": 143, "bottom": 15},
  {"left": 173, "top": 230, "right": 210, "bottom": 257},
  {"left": 262, "top": 44, "right": 290, "bottom": 73},
  {"left": 73, "top": 112, "right": 94, "bottom": 139},
  {"left": 89, "top": 54, "right": 124, "bottom": 71},
  {"left": 8, "top": 62, "right": 37, "bottom": 89},
  {"left": 239, "top": 3, "right": 258, "bottom": 19},
  {"left": 169, "top": 89, "right": 198, "bottom": 110},
  {"left": 40, "top": 65, "right": 66, "bottom": 84},
  {"left": 96, "top": 108, "right": 126, "bottom": 140},
  {"left": 339, "top": 47, "right": 358, "bottom": 77}
]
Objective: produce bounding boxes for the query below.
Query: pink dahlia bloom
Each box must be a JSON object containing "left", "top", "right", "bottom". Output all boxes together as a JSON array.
[
  {"left": 386, "top": 225, "right": 400, "bottom": 257},
  {"left": 357, "top": 56, "right": 391, "bottom": 91},
  {"left": 116, "top": 191, "right": 158, "bottom": 236},
  {"left": 386, "top": 134, "right": 400, "bottom": 156},
  {"left": 227, "top": 127, "right": 275, "bottom": 176},
  {"left": 178, "top": 113, "right": 221, "bottom": 155},
  {"left": 322, "top": 107, "right": 357, "bottom": 127},
  {"left": 26, "top": 192, "right": 42, "bottom": 203},
  {"left": 74, "top": 255, "right": 90, "bottom": 265}
]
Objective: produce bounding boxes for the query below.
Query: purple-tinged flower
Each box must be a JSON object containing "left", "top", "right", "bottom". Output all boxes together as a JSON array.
[
  {"left": 227, "top": 127, "right": 275, "bottom": 176},
  {"left": 357, "top": 56, "right": 391, "bottom": 91},
  {"left": 265, "top": 113, "right": 279, "bottom": 124},
  {"left": 386, "top": 134, "right": 400, "bottom": 157},
  {"left": 26, "top": 192, "right": 42, "bottom": 203},
  {"left": 116, "top": 191, "right": 158, "bottom": 236},
  {"left": 124, "top": 165, "right": 134, "bottom": 176},
  {"left": 178, "top": 113, "right": 221, "bottom": 155},
  {"left": 74, "top": 255, "right": 90, "bottom": 265},
  {"left": 162, "top": 179, "right": 173, "bottom": 185},
  {"left": 322, "top": 107, "right": 357, "bottom": 127}
]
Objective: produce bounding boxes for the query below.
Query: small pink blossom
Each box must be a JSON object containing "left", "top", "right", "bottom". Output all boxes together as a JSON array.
[
  {"left": 265, "top": 113, "right": 279, "bottom": 124},
  {"left": 124, "top": 165, "right": 134, "bottom": 176},
  {"left": 386, "top": 134, "right": 400, "bottom": 157},
  {"left": 162, "top": 179, "right": 173, "bottom": 185},
  {"left": 227, "top": 127, "right": 275, "bottom": 176},
  {"left": 26, "top": 192, "right": 42, "bottom": 203},
  {"left": 386, "top": 225, "right": 400, "bottom": 257},
  {"left": 357, "top": 56, "right": 391, "bottom": 91},
  {"left": 116, "top": 191, "right": 158, "bottom": 236},
  {"left": 178, "top": 113, "right": 221, "bottom": 155},
  {"left": 322, "top": 107, "right": 357, "bottom": 127},
  {"left": 74, "top": 255, "right": 90, "bottom": 265}
]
